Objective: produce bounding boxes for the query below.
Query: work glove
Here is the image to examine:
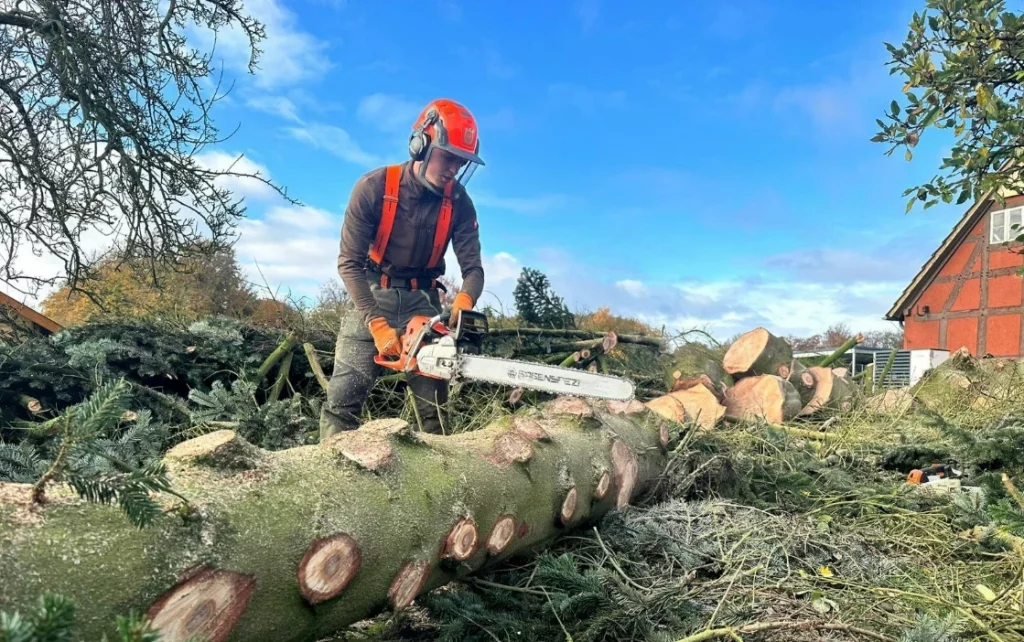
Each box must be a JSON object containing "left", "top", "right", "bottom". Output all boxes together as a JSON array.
[
  {"left": 367, "top": 316, "right": 401, "bottom": 358},
  {"left": 449, "top": 292, "right": 475, "bottom": 327}
]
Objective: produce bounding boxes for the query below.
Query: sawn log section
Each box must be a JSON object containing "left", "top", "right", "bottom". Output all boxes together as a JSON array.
[{"left": 0, "top": 396, "right": 674, "bottom": 642}]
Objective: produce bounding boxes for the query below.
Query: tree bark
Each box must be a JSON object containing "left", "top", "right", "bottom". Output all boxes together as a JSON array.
[
  {"left": 723, "top": 375, "right": 803, "bottom": 424},
  {"left": 0, "top": 396, "right": 674, "bottom": 642},
  {"left": 721, "top": 328, "right": 794, "bottom": 378},
  {"left": 780, "top": 362, "right": 817, "bottom": 407},
  {"left": 257, "top": 333, "right": 299, "bottom": 379},
  {"left": 665, "top": 349, "right": 732, "bottom": 394},
  {"left": 798, "top": 366, "right": 856, "bottom": 416},
  {"left": 302, "top": 343, "right": 330, "bottom": 392},
  {"left": 863, "top": 389, "right": 917, "bottom": 416},
  {"left": 668, "top": 374, "right": 723, "bottom": 400}
]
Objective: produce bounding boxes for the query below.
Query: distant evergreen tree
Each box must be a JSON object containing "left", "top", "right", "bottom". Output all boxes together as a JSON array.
[{"left": 512, "top": 268, "right": 575, "bottom": 329}]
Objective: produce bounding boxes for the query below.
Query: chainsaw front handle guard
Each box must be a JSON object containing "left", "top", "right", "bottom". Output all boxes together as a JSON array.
[{"left": 373, "top": 351, "right": 415, "bottom": 372}]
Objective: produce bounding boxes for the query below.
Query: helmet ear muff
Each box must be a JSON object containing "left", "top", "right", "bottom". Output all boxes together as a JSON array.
[
  {"left": 408, "top": 110, "right": 439, "bottom": 161},
  {"left": 408, "top": 129, "right": 429, "bottom": 160}
]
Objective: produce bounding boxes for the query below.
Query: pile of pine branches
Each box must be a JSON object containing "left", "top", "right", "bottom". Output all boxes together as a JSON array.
[{"left": 23, "top": 318, "right": 1024, "bottom": 641}]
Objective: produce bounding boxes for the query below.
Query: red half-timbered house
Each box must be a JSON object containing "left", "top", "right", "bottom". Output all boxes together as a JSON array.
[{"left": 885, "top": 190, "right": 1024, "bottom": 357}]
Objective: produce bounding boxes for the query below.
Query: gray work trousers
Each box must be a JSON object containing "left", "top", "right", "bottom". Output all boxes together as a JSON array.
[{"left": 319, "top": 283, "right": 449, "bottom": 440}]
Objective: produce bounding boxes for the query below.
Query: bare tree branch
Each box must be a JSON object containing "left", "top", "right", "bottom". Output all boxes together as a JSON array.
[{"left": 0, "top": 0, "right": 296, "bottom": 302}]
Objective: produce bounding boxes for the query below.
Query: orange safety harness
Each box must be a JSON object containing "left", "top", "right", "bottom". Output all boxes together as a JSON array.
[{"left": 367, "top": 164, "right": 453, "bottom": 291}]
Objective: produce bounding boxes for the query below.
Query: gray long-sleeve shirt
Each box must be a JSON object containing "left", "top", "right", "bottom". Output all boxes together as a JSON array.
[{"left": 336, "top": 161, "right": 485, "bottom": 323}]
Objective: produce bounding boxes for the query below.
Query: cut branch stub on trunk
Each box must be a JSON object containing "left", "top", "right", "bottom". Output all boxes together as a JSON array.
[
  {"left": 611, "top": 439, "right": 640, "bottom": 509},
  {"left": 0, "top": 394, "right": 672, "bottom": 642},
  {"left": 560, "top": 487, "right": 579, "bottom": 525},
  {"left": 594, "top": 471, "right": 612, "bottom": 500},
  {"left": 777, "top": 359, "right": 807, "bottom": 380},
  {"left": 389, "top": 561, "right": 431, "bottom": 612},
  {"left": 723, "top": 374, "right": 803, "bottom": 424},
  {"left": 722, "top": 328, "right": 794, "bottom": 378},
  {"left": 145, "top": 565, "right": 257, "bottom": 642},
  {"left": 298, "top": 534, "right": 362, "bottom": 604},
  {"left": 665, "top": 348, "right": 732, "bottom": 394},
  {"left": 18, "top": 394, "right": 42, "bottom": 414},
  {"left": 442, "top": 518, "right": 479, "bottom": 562},
  {"left": 486, "top": 515, "right": 517, "bottom": 554}
]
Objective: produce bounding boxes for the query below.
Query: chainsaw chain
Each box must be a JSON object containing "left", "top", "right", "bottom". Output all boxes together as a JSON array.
[{"left": 452, "top": 355, "right": 637, "bottom": 401}]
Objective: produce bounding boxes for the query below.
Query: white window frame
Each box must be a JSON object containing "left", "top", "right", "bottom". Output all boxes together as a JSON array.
[{"left": 990, "top": 206, "right": 1023, "bottom": 244}]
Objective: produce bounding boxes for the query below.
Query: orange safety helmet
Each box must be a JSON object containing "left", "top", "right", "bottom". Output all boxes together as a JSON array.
[{"left": 408, "top": 99, "right": 485, "bottom": 187}]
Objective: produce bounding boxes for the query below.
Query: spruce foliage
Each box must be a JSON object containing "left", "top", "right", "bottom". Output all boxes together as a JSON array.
[
  {"left": 512, "top": 268, "right": 575, "bottom": 329},
  {"left": 1, "top": 379, "right": 180, "bottom": 528},
  {"left": 0, "top": 592, "right": 165, "bottom": 642}
]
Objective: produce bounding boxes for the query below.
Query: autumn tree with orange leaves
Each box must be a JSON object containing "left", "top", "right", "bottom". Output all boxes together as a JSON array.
[{"left": 41, "top": 244, "right": 260, "bottom": 327}]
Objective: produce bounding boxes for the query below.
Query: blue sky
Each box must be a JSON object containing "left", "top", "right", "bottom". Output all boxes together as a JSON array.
[{"left": 15, "top": 0, "right": 975, "bottom": 340}]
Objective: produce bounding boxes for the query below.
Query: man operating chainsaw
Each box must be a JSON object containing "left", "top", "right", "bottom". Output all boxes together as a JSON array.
[{"left": 320, "top": 98, "right": 486, "bottom": 439}]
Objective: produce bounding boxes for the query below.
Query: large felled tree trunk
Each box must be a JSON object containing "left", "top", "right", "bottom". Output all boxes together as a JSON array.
[{"left": 0, "top": 396, "right": 674, "bottom": 642}]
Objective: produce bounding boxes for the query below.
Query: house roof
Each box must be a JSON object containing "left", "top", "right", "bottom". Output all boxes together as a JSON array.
[
  {"left": 0, "top": 291, "right": 63, "bottom": 334},
  {"left": 885, "top": 160, "right": 1017, "bottom": 322}
]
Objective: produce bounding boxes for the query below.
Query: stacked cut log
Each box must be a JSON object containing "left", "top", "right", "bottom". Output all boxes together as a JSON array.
[
  {"left": 647, "top": 375, "right": 727, "bottom": 429},
  {"left": 655, "top": 327, "right": 863, "bottom": 429}
]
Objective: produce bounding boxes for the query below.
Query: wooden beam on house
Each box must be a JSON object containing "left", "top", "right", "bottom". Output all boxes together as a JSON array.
[{"left": 0, "top": 291, "right": 63, "bottom": 335}]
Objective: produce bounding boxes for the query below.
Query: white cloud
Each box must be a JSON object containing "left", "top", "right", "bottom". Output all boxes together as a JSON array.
[
  {"left": 285, "top": 124, "right": 382, "bottom": 167},
  {"left": 194, "top": 150, "right": 280, "bottom": 202},
  {"left": 1, "top": 145, "right": 280, "bottom": 308},
  {"left": 356, "top": 94, "right": 422, "bottom": 133},
  {"left": 234, "top": 204, "right": 341, "bottom": 294},
  {"left": 1, "top": 226, "right": 113, "bottom": 308},
  {"left": 436, "top": 0, "right": 462, "bottom": 21},
  {"left": 473, "top": 192, "right": 571, "bottom": 215},
  {"left": 774, "top": 83, "right": 859, "bottom": 133},
  {"left": 616, "top": 279, "right": 646, "bottom": 296},
  {"left": 483, "top": 251, "right": 523, "bottom": 284},
  {"left": 430, "top": 245, "right": 906, "bottom": 342},
  {"left": 575, "top": 0, "right": 601, "bottom": 34},
  {"left": 245, "top": 95, "right": 302, "bottom": 123},
  {"left": 190, "top": 0, "right": 331, "bottom": 90}
]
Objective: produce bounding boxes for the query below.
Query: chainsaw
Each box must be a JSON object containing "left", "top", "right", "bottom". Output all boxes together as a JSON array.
[
  {"left": 906, "top": 463, "right": 962, "bottom": 485},
  {"left": 373, "top": 309, "right": 636, "bottom": 401}
]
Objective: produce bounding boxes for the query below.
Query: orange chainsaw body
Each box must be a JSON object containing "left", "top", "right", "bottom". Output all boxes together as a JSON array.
[{"left": 373, "top": 314, "right": 450, "bottom": 378}]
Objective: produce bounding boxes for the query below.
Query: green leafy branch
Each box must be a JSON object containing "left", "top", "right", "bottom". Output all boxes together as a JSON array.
[{"left": 874, "top": 0, "right": 1024, "bottom": 214}]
